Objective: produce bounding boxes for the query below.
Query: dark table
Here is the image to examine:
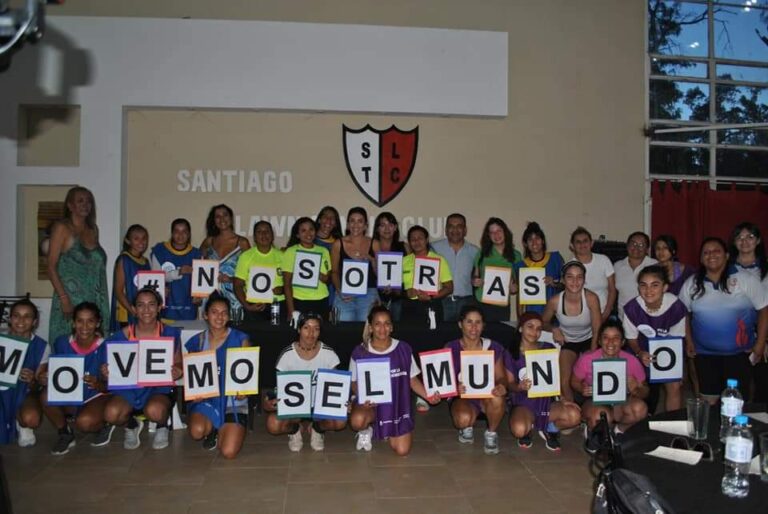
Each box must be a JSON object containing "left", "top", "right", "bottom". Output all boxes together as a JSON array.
[
  {"left": 235, "top": 320, "right": 518, "bottom": 389},
  {"left": 621, "top": 404, "right": 768, "bottom": 513}
]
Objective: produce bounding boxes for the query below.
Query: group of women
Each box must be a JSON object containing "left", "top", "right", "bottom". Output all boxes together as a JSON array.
[{"left": 5, "top": 185, "right": 763, "bottom": 458}]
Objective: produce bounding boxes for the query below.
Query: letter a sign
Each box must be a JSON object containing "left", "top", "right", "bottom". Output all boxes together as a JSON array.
[{"left": 343, "top": 125, "right": 418, "bottom": 207}]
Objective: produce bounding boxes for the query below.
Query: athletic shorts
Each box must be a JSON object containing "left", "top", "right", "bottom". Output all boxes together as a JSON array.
[
  {"left": 561, "top": 339, "right": 592, "bottom": 355},
  {"left": 694, "top": 353, "right": 751, "bottom": 397}
]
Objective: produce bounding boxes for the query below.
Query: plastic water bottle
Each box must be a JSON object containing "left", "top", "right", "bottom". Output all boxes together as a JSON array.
[
  {"left": 270, "top": 299, "right": 280, "bottom": 326},
  {"left": 721, "top": 415, "right": 753, "bottom": 498},
  {"left": 719, "top": 378, "right": 743, "bottom": 442}
]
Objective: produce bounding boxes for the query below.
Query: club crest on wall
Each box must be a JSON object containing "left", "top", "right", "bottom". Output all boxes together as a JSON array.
[{"left": 342, "top": 125, "right": 418, "bottom": 207}]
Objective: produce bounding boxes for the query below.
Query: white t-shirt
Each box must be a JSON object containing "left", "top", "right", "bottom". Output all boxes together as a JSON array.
[
  {"left": 614, "top": 256, "right": 658, "bottom": 318},
  {"left": 349, "top": 339, "right": 420, "bottom": 381},
  {"left": 275, "top": 342, "right": 340, "bottom": 373},
  {"left": 580, "top": 253, "right": 614, "bottom": 312}
]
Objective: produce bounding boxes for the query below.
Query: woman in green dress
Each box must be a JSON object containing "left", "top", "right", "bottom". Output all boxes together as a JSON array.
[{"left": 47, "top": 186, "right": 110, "bottom": 343}]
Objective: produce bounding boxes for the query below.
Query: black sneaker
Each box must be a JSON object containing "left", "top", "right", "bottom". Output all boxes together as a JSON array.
[
  {"left": 90, "top": 424, "right": 116, "bottom": 447},
  {"left": 202, "top": 430, "right": 218, "bottom": 451},
  {"left": 538, "top": 430, "right": 561, "bottom": 452},
  {"left": 51, "top": 431, "right": 76, "bottom": 455},
  {"left": 517, "top": 431, "right": 533, "bottom": 449}
]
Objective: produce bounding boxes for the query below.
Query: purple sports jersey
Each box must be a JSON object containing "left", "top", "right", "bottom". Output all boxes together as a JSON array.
[
  {"left": 444, "top": 338, "right": 506, "bottom": 414},
  {"left": 351, "top": 340, "right": 415, "bottom": 439},
  {"left": 505, "top": 342, "right": 554, "bottom": 431},
  {"left": 623, "top": 297, "right": 687, "bottom": 352}
]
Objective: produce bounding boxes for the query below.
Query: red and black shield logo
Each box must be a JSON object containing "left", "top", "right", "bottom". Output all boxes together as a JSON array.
[{"left": 343, "top": 125, "right": 418, "bottom": 207}]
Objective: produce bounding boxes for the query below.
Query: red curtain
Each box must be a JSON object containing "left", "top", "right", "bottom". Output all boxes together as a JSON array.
[{"left": 651, "top": 180, "right": 768, "bottom": 267}]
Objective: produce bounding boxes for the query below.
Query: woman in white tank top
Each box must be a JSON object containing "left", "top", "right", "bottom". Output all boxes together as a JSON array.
[{"left": 542, "top": 261, "right": 601, "bottom": 401}]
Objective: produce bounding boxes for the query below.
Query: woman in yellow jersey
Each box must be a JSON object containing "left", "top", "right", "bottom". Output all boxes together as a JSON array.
[
  {"left": 110, "top": 224, "right": 150, "bottom": 331},
  {"left": 313, "top": 206, "right": 343, "bottom": 251},
  {"left": 283, "top": 217, "right": 332, "bottom": 320},
  {"left": 401, "top": 225, "right": 454, "bottom": 322},
  {"left": 234, "top": 221, "right": 285, "bottom": 323}
]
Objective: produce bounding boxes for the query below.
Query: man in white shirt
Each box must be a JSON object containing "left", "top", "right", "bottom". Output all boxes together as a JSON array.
[
  {"left": 432, "top": 213, "right": 479, "bottom": 322},
  {"left": 613, "top": 231, "right": 657, "bottom": 319}
]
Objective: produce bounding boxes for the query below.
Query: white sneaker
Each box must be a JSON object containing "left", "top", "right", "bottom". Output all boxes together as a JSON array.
[
  {"left": 152, "top": 426, "right": 169, "bottom": 450},
  {"left": 355, "top": 426, "right": 373, "bottom": 451},
  {"left": 16, "top": 423, "right": 36, "bottom": 448},
  {"left": 309, "top": 426, "right": 325, "bottom": 451},
  {"left": 458, "top": 426, "right": 474, "bottom": 444},
  {"left": 288, "top": 430, "right": 303, "bottom": 452},
  {"left": 415, "top": 397, "right": 430, "bottom": 413},
  {"left": 123, "top": 419, "right": 144, "bottom": 450},
  {"left": 483, "top": 430, "right": 499, "bottom": 455}
]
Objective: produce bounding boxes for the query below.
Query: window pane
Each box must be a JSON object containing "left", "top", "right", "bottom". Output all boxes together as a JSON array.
[
  {"left": 714, "top": 4, "right": 768, "bottom": 61},
  {"left": 650, "top": 145, "right": 710, "bottom": 175},
  {"left": 650, "top": 80, "right": 710, "bottom": 120},
  {"left": 716, "top": 148, "right": 768, "bottom": 177},
  {"left": 651, "top": 127, "right": 709, "bottom": 144},
  {"left": 718, "top": 128, "right": 768, "bottom": 145},
  {"left": 717, "top": 64, "right": 768, "bottom": 83},
  {"left": 715, "top": 84, "right": 768, "bottom": 122},
  {"left": 648, "top": 1, "right": 708, "bottom": 57},
  {"left": 653, "top": 59, "right": 708, "bottom": 77}
]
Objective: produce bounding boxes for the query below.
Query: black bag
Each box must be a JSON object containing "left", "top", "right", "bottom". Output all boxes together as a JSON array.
[{"left": 593, "top": 467, "right": 676, "bottom": 514}]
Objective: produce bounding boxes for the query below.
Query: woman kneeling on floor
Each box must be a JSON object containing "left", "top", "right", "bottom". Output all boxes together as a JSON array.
[
  {"left": 506, "top": 311, "right": 581, "bottom": 451},
  {"left": 571, "top": 319, "right": 648, "bottom": 454},
  {"left": 263, "top": 312, "right": 346, "bottom": 451},
  {"left": 349, "top": 306, "right": 439, "bottom": 456},
  {"left": 184, "top": 292, "right": 250, "bottom": 459}
]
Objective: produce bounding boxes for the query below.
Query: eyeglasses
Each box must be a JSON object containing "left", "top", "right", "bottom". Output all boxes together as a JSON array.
[
  {"left": 628, "top": 241, "right": 647, "bottom": 249},
  {"left": 736, "top": 234, "right": 757, "bottom": 242},
  {"left": 670, "top": 437, "right": 714, "bottom": 461}
]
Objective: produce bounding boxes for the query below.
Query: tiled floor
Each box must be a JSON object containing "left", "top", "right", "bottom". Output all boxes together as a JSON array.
[{"left": 1, "top": 402, "right": 596, "bottom": 514}]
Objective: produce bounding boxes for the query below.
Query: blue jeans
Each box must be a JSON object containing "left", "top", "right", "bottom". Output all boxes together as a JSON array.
[
  {"left": 335, "top": 288, "right": 380, "bottom": 322},
  {"left": 441, "top": 296, "right": 476, "bottom": 322}
]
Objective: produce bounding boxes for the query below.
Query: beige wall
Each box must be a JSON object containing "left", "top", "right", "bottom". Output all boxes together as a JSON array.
[{"left": 115, "top": 0, "right": 645, "bottom": 254}]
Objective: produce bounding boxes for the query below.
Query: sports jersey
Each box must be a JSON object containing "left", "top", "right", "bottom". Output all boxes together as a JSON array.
[
  {"left": 111, "top": 252, "right": 151, "bottom": 330},
  {"left": 349, "top": 339, "right": 419, "bottom": 439},
  {"left": 402, "top": 251, "right": 453, "bottom": 299},
  {"left": 282, "top": 244, "right": 332, "bottom": 301},
  {"left": 53, "top": 334, "right": 106, "bottom": 403},
  {"left": 0, "top": 334, "right": 48, "bottom": 444},
  {"left": 105, "top": 323, "right": 181, "bottom": 409},
  {"left": 505, "top": 341, "right": 556, "bottom": 432},
  {"left": 513, "top": 251, "right": 564, "bottom": 315},
  {"left": 184, "top": 328, "right": 249, "bottom": 429},
  {"left": 679, "top": 271, "right": 768, "bottom": 355},
  {"left": 150, "top": 241, "right": 202, "bottom": 320},
  {"left": 234, "top": 245, "right": 285, "bottom": 303},
  {"left": 622, "top": 293, "right": 687, "bottom": 352}
]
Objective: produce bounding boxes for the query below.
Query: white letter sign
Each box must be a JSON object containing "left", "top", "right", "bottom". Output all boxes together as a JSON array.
[
  {"left": 525, "top": 348, "right": 560, "bottom": 398},
  {"left": 481, "top": 266, "right": 511, "bottom": 306},
  {"left": 292, "top": 251, "right": 322, "bottom": 289},
  {"left": 376, "top": 252, "right": 403, "bottom": 289},
  {"left": 183, "top": 350, "right": 219, "bottom": 401},
  {"left": 413, "top": 256, "right": 441, "bottom": 295},
  {"left": 592, "top": 359, "right": 627, "bottom": 405},
  {"left": 0, "top": 335, "right": 30, "bottom": 388},
  {"left": 247, "top": 266, "right": 276, "bottom": 303},
  {"left": 355, "top": 358, "right": 392, "bottom": 404},
  {"left": 313, "top": 369, "right": 352, "bottom": 420},
  {"left": 107, "top": 342, "right": 138, "bottom": 390},
  {"left": 648, "top": 338, "right": 683, "bottom": 383},
  {"left": 225, "top": 347, "right": 260, "bottom": 396},
  {"left": 276, "top": 370, "right": 312, "bottom": 419},
  {"left": 519, "top": 267, "right": 546, "bottom": 305},
  {"left": 47, "top": 355, "right": 85, "bottom": 405},
  {"left": 341, "top": 260, "right": 368, "bottom": 296},
  {"left": 136, "top": 270, "right": 166, "bottom": 306},
  {"left": 418, "top": 348, "right": 457, "bottom": 398},
  {"left": 138, "top": 338, "right": 175, "bottom": 387},
  {"left": 192, "top": 259, "right": 219, "bottom": 298},
  {"left": 460, "top": 351, "right": 495, "bottom": 399}
]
